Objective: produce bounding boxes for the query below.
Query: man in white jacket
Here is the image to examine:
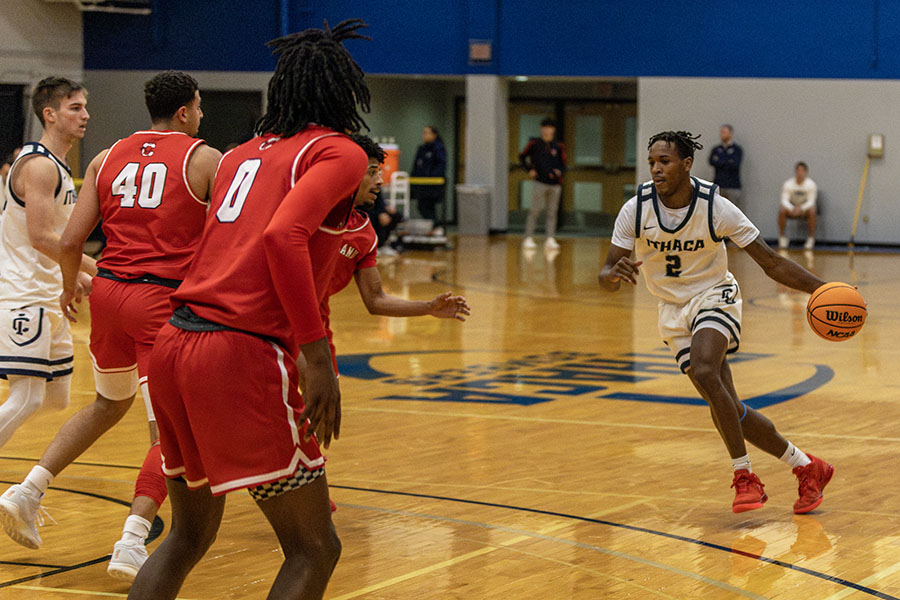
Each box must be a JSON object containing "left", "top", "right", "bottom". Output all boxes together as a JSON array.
[{"left": 778, "top": 161, "right": 817, "bottom": 250}]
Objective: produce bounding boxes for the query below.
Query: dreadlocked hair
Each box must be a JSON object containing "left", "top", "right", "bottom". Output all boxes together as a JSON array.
[
  {"left": 256, "top": 19, "right": 371, "bottom": 138},
  {"left": 349, "top": 133, "right": 386, "bottom": 164},
  {"left": 647, "top": 131, "right": 703, "bottom": 159}
]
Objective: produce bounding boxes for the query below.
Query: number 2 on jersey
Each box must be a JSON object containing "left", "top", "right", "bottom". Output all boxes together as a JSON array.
[
  {"left": 665, "top": 254, "right": 682, "bottom": 277},
  {"left": 216, "top": 159, "right": 261, "bottom": 223},
  {"left": 111, "top": 162, "right": 167, "bottom": 209}
]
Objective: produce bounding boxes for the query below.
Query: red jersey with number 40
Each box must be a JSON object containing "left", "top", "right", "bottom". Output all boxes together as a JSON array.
[
  {"left": 172, "top": 127, "right": 368, "bottom": 355},
  {"left": 95, "top": 130, "right": 208, "bottom": 280}
]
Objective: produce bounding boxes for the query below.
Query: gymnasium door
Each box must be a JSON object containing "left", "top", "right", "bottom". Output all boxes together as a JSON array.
[{"left": 508, "top": 100, "right": 637, "bottom": 235}]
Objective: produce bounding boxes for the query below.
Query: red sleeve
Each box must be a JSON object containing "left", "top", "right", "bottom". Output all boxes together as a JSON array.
[
  {"left": 263, "top": 139, "right": 368, "bottom": 346},
  {"left": 355, "top": 225, "right": 378, "bottom": 272}
]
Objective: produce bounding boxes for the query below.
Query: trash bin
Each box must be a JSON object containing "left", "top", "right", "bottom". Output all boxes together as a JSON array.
[{"left": 455, "top": 184, "right": 491, "bottom": 235}]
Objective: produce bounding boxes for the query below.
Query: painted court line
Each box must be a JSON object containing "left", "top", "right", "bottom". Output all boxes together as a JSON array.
[
  {"left": 344, "top": 406, "right": 900, "bottom": 443},
  {"left": 334, "top": 500, "right": 769, "bottom": 600},
  {"left": 11, "top": 585, "right": 195, "bottom": 599},
  {"left": 821, "top": 562, "right": 900, "bottom": 600},
  {"left": 332, "top": 485, "right": 900, "bottom": 600}
]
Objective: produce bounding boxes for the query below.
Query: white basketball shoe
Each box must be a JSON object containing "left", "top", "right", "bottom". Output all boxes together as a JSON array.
[
  {"left": 108, "top": 540, "right": 149, "bottom": 581},
  {"left": 0, "top": 484, "right": 46, "bottom": 549}
]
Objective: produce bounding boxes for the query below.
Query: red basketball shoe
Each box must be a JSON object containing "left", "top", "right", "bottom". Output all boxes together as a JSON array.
[
  {"left": 792, "top": 455, "right": 834, "bottom": 514},
  {"left": 731, "top": 470, "right": 768, "bottom": 513}
]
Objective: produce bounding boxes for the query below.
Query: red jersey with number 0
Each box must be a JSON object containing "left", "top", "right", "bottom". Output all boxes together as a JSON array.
[
  {"left": 95, "top": 130, "right": 208, "bottom": 280},
  {"left": 171, "top": 127, "right": 368, "bottom": 355}
]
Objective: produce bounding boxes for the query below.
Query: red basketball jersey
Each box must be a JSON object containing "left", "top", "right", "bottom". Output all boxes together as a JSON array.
[
  {"left": 320, "top": 209, "right": 378, "bottom": 361},
  {"left": 95, "top": 130, "right": 208, "bottom": 280},
  {"left": 328, "top": 209, "right": 378, "bottom": 298},
  {"left": 171, "top": 127, "right": 367, "bottom": 355}
]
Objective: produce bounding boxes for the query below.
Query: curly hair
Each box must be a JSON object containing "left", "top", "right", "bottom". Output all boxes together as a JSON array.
[
  {"left": 256, "top": 19, "right": 371, "bottom": 137},
  {"left": 647, "top": 130, "right": 703, "bottom": 159},
  {"left": 349, "top": 133, "right": 385, "bottom": 163},
  {"left": 144, "top": 71, "right": 199, "bottom": 122}
]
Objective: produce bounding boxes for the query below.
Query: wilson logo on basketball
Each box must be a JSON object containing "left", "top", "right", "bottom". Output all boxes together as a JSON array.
[{"left": 824, "top": 310, "right": 864, "bottom": 323}]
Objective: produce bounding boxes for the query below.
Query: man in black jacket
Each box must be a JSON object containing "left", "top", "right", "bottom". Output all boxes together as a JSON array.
[{"left": 519, "top": 118, "right": 566, "bottom": 249}]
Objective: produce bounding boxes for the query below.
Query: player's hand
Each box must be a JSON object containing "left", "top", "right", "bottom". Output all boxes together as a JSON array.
[
  {"left": 76, "top": 271, "right": 93, "bottom": 296},
  {"left": 60, "top": 288, "right": 80, "bottom": 323},
  {"left": 300, "top": 360, "right": 341, "bottom": 449},
  {"left": 378, "top": 212, "right": 392, "bottom": 226},
  {"left": 428, "top": 291, "right": 471, "bottom": 321},
  {"left": 605, "top": 258, "right": 643, "bottom": 285}
]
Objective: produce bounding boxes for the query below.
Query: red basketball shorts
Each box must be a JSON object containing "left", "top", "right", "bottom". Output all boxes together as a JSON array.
[
  {"left": 148, "top": 323, "right": 325, "bottom": 496},
  {"left": 89, "top": 277, "right": 175, "bottom": 403}
]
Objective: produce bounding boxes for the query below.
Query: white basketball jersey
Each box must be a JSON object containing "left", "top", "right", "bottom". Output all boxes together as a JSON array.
[
  {"left": 0, "top": 143, "right": 77, "bottom": 308},
  {"left": 626, "top": 177, "right": 758, "bottom": 305}
]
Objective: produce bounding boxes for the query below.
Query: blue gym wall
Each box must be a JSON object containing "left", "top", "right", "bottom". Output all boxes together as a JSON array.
[{"left": 84, "top": 1, "right": 898, "bottom": 79}]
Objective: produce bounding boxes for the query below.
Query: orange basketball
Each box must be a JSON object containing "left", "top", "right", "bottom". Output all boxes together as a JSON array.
[{"left": 806, "top": 282, "right": 867, "bottom": 341}]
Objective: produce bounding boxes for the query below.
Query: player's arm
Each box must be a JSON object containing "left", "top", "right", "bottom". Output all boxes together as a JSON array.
[
  {"left": 20, "top": 155, "right": 98, "bottom": 271},
  {"left": 353, "top": 266, "right": 470, "bottom": 320},
  {"left": 58, "top": 151, "right": 106, "bottom": 320},
  {"left": 598, "top": 244, "right": 641, "bottom": 291},
  {"left": 742, "top": 235, "right": 824, "bottom": 294},
  {"left": 780, "top": 183, "right": 794, "bottom": 212},
  {"left": 263, "top": 140, "right": 368, "bottom": 448},
  {"left": 186, "top": 144, "right": 222, "bottom": 204}
]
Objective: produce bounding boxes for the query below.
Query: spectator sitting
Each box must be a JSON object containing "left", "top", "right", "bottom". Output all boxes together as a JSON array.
[{"left": 778, "top": 161, "right": 817, "bottom": 250}]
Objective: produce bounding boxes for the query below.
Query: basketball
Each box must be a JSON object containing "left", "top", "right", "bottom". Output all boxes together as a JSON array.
[{"left": 806, "top": 282, "right": 867, "bottom": 341}]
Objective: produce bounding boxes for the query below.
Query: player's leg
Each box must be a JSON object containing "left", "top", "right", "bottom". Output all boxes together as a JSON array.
[
  {"left": 253, "top": 472, "right": 340, "bottom": 599},
  {"left": 108, "top": 440, "right": 165, "bottom": 581},
  {"left": 686, "top": 329, "right": 747, "bottom": 459},
  {"left": 718, "top": 360, "right": 833, "bottom": 513},
  {"left": 718, "top": 360, "right": 788, "bottom": 457},
  {"left": 0, "top": 306, "right": 67, "bottom": 448},
  {"left": 0, "top": 309, "right": 76, "bottom": 548},
  {"left": 686, "top": 328, "right": 767, "bottom": 513},
  {"left": 127, "top": 479, "right": 225, "bottom": 600},
  {"left": 110, "top": 283, "right": 174, "bottom": 580},
  {"left": 0, "top": 376, "right": 47, "bottom": 448}
]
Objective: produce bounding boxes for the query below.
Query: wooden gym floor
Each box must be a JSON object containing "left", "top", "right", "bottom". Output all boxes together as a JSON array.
[{"left": 1, "top": 235, "right": 898, "bottom": 599}]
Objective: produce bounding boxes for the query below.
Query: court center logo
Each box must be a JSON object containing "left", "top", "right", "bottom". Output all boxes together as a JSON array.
[{"left": 337, "top": 349, "right": 834, "bottom": 409}]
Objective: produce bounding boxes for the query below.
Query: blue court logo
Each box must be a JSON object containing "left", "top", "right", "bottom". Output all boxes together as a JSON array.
[{"left": 337, "top": 349, "right": 834, "bottom": 409}]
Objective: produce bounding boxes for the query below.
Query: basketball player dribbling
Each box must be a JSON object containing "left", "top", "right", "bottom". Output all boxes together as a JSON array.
[
  {"left": 599, "top": 131, "right": 834, "bottom": 514},
  {"left": 127, "top": 20, "right": 372, "bottom": 600}
]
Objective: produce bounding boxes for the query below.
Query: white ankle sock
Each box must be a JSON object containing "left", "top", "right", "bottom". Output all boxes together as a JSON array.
[
  {"left": 22, "top": 465, "right": 53, "bottom": 497},
  {"left": 780, "top": 442, "right": 811, "bottom": 469},
  {"left": 732, "top": 454, "right": 752, "bottom": 472},
  {"left": 121, "top": 514, "right": 151, "bottom": 545}
]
